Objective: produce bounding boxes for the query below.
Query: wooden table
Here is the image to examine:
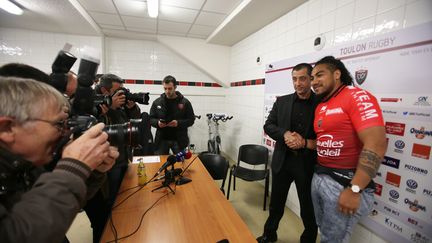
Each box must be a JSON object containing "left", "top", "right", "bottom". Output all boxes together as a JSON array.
[{"left": 100, "top": 155, "right": 255, "bottom": 243}]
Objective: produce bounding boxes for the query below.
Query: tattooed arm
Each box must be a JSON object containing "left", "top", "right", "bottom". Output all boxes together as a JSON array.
[{"left": 338, "top": 126, "right": 387, "bottom": 215}]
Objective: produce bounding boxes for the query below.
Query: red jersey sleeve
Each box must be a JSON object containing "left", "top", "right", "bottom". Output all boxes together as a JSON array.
[{"left": 346, "top": 87, "right": 384, "bottom": 132}]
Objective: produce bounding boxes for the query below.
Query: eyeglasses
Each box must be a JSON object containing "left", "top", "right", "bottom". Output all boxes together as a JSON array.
[{"left": 26, "top": 118, "right": 67, "bottom": 132}]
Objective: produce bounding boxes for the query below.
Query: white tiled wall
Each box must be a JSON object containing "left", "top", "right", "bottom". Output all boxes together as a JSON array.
[
  {"left": 104, "top": 37, "right": 215, "bottom": 82},
  {"left": 105, "top": 37, "right": 225, "bottom": 152},
  {"left": 0, "top": 27, "right": 103, "bottom": 73},
  {"left": 227, "top": 0, "right": 432, "bottom": 242}
]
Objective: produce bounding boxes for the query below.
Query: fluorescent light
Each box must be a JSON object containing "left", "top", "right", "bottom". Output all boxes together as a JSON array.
[
  {"left": 147, "top": 0, "right": 158, "bottom": 18},
  {"left": 0, "top": 0, "right": 23, "bottom": 15}
]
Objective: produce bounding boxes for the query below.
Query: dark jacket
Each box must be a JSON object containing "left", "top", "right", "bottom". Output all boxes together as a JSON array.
[
  {"left": 149, "top": 91, "right": 195, "bottom": 149},
  {"left": 0, "top": 147, "right": 105, "bottom": 243},
  {"left": 263, "top": 92, "right": 319, "bottom": 174}
]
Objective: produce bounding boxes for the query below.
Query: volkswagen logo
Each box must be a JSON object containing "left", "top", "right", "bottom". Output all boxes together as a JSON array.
[
  {"left": 406, "top": 179, "right": 418, "bottom": 189},
  {"left": 395, "top": 140, "right": 405, "bottom": 149},
  {"left": 390, "top": 190, "right": 400, "bottom": 199}
]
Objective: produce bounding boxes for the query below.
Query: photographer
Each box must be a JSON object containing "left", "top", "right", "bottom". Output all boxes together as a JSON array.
[
  {"left": 0, "top": 77, "right": 118, "bottom": 243},
  {"left": 85, "top": 73, "right": 141, "bottom": 242}
]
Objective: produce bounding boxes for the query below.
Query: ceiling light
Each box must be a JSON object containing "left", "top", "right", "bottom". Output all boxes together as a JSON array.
[
  {"left": 0, "top": 0, "right": 23, "bottom": 15},
  {"left": 147, "top": 0, "right": 158, "bottom": 18}
]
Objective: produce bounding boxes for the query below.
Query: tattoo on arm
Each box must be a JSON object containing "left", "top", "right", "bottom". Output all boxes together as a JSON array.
[{"left": 358, "top": 149, "right": 381, "bottom": 178}]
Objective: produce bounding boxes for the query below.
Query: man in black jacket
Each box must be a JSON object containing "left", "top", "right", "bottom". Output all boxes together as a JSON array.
[
  {"left": 86, "top": 73, "right": 141, "bottom": 243},
  {"left": 0, "top": 77, "right": 117, "bottom": 243},
  {"left": 257, "top": 63, "right": 319, "bottom": 243},
  {"left": 150, "top": 75, "right": 195, "bottom": 154}
]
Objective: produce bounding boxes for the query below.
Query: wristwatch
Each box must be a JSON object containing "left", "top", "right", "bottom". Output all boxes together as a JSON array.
[{"left": 348, "top": 183, "right": 363, "bottom": 193}]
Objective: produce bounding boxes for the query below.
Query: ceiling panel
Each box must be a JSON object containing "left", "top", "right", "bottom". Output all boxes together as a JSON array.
[
  {"left": 100, "top": 24, "right": 125, "bottom": 30},
  {"left": 160, "top": 0, "right": 205, "bottom": 10},
  {"left": 187, "top": 33, "right": 207, "bottom": 39},
  {"left": 195, "top": 11, "right": 226, "bottom": 26},
  {"left": 1, "top": 0, "right": 307, "bottom": 46},
  {"left": 89, "top": 11, "right": 123, "bottom": 25},
  {"left": 189, "top": 24, "right": 214, "bottom": 36},
  {"left": 159, "top": 5, "right": 199, "bottom": 23},
  {"left": 114, "top": 0, "right": 147, "bottom": 17},
  {"left": 77, "top": 0, "right": 117, "bottom": 13},
  {"left": 158, "top": 20, "right": 191, "bottom": 33},
  {"left": 203, "top": 0, "right": 243, "bottom": 14},
  {"left": 127, "top": 27, "right": 157, "bottom": 34},
  {"left": 122, "top": 16, "right": 156, "bottom": 30}
]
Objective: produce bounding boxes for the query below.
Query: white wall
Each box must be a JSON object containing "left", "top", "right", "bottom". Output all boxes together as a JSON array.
[
  {"left": 157, "top": 35, "right": 231, "bottom": 87},
  {"left": 0, "top": 27, "right": 103, "bottom": 73},
  {"left": 226, "top": 0, "right": 432, "bottom": 242},
  {"left": 104, "top": 37, "right": 226, "bottom": 152}
]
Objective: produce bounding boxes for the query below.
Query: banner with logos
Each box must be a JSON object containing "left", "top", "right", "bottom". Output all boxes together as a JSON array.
[{"left": 263, "top": 22, "right": 432, "bottom": 243}]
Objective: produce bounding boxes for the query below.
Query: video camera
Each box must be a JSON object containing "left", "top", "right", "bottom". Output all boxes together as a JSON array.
[{"left": 114, "top": 87, "right": 150, "bottom": 105}]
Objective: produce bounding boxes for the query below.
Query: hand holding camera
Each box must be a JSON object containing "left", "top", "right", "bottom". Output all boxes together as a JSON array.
[
  {"left": 95, "top": 146, "right": 119, "bottom": 173},
  {"left": 62, "top": 123, "right": 116, "bottom": 170},
  {"left": 111, "top": 90, "right": 126, "bottom": 109},
  {"left": 158, "top": 119, "right": 168, "bottom": 128}
]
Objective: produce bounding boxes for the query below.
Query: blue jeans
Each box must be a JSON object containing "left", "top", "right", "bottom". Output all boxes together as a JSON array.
[{"left": 311, "top": 173, "right": 374, "bottom": 243}]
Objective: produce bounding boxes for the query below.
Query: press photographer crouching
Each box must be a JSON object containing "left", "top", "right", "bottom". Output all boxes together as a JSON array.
[{"left": 0, "top": 77, "right": 118, "bottom": 242}]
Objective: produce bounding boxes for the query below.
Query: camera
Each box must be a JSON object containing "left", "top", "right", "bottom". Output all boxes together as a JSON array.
[
  {"left": 114, "top": 87, "right": 150, "bottom": 105},
  {"left": 93, "top": 94, "right": 112, "bottom": 107},
  {"left": 67, "top": 113, "right": 151, "bottom": 147},
  {"left": 49, "top": 49, "right": 77, "bottom": 93}
]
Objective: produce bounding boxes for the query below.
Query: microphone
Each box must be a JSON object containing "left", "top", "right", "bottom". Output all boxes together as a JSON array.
[
  {"left": 156, "top": 155, "right": 177, "bottom": 174},
  {"left": 155, "top": 168, "right": 183, "bottom": 181},
  {"left": 154, "top": 150, "right": 192, "bottom": 176},
  {"left": 176, "top": 150, "right": 192, "bottom": 162}
]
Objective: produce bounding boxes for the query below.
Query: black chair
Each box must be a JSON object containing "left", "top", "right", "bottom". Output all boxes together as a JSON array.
[
  {"left": 227, "top": 144, "right": 269, "bottom": 210},
  {"left": 198, "top": 153, "right": 230, "bottom": 194}
]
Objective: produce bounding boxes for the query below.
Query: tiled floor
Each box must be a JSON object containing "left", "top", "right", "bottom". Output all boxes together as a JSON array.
[{"left": 67, "top": 178, "right": 312, "bottom": 243}]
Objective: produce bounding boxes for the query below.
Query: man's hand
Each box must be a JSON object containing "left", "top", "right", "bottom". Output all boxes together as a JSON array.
[
  {"left": 111, "top": 90, "right": 126, "bottom": 109},
  {"left": 166, "top": 120, "right": 178, "bottom": 127},
  {"left": 125, "top": 100, "right": 136, "bottom": 109},
  {"left": 158, "top": 120, "right": 167, "bottom": 128},
  {"left": 338, "top": 188, "right": 361, "bottom": 215},
  {"left": 62, "top": 123, "right": 110, "bottom": 170},
  {"left": 284, "top": 131, "right": 304, "bottom": 149},
  {"left": 99, "top": 104, "right": 109, "bottom": 115},
  {"left": 95, "top": 146, "right": 118, "bottom": 172}
]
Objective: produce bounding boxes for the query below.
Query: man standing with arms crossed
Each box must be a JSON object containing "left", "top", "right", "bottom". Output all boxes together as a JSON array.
[
  {"left": 310, "top": 56, "right": 387, "bottom": 242},
  {"left": 258, "top": 63, "right": 318, "bottom": 243}
]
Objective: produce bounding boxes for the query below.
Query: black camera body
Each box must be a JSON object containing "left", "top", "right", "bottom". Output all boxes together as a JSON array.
[
  {"left": 49, "top": 50, "right": 77, "bottom": 93},
  {"left": 115, "top": 87, "right": 150, "bottom": 105},
  {"left": 67, "top": 113, "right": 151, "bottom": 148}
]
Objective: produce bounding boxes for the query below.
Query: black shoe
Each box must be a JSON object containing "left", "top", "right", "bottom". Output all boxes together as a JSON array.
[{"left": 256, "top": 234, "right": 277, "bottom": 243}]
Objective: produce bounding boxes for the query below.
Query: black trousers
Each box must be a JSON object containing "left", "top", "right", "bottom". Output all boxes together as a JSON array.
[{"left": 263, "top": 157, "right": 317, "bottom": 243}]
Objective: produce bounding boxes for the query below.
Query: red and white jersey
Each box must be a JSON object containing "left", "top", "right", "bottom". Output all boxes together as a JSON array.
[{"left": 314, "top": 86, "right": 384, "bottom": 169}]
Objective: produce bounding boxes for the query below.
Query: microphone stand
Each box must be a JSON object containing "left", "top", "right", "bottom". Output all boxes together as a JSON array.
[{"left": 152, "top": 165, "right": 176, "bottom": 194}]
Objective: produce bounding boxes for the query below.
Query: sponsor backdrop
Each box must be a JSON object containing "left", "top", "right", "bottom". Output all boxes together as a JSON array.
[{"left": 263, "top": 22, "right": 432, "bottom": 243}]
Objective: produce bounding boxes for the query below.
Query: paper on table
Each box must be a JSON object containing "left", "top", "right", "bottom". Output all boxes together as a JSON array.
[{"left": 132, "top": 156, "right": 160, "bottom": 164}]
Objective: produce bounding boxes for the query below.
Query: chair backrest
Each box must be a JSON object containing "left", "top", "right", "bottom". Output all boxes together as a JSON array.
[
  {"left": 237, "top": 144, "right": 269, "bottom": 168},
  {"left": 199, "top": 153, "right": 229, "bottom": 181}
]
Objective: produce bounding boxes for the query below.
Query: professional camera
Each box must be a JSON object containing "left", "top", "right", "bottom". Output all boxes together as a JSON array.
[
  {"left": 67, "top": 112, "right": 151, "bottom": 147},
  {"left": 94, "top": 94, "right": 112, "bottom": 107},
  {"left": 114, "top": 87, "right": 150, "bottom": 105},
  {"left": 49, "top": 48, "right": 77, "bottom": 93}
]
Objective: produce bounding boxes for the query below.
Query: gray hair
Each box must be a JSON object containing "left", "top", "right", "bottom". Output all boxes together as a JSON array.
[{"left": 0, "top": 77, "right": 69, "bottom": 122}]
